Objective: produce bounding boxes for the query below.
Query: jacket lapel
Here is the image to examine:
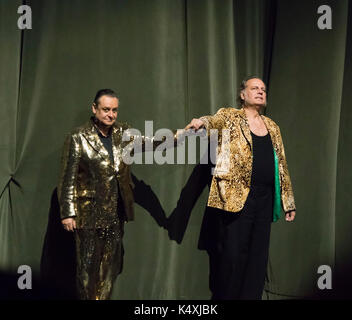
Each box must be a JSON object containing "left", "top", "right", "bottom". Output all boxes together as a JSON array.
[
  {"left": 262, "top": 116, "right": 280, "bottom": 155},
  {"left": 111, "top": 126, "right": 123, "bottom": 171},
  {"left": 81, "top": 122, "right": 111, "bottom": 164},
  {"left": 237, "top": 108, "right": 253, "bottom": 151}
]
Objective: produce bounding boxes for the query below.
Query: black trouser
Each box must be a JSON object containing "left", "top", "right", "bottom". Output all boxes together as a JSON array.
[{"left": 209, "top": 184, "right": 273, "bottom": 300}]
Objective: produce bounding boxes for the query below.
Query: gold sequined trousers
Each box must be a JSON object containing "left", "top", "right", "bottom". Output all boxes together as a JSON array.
[{"left": 74, "top": 224, "right": 124, "bottom": 300}]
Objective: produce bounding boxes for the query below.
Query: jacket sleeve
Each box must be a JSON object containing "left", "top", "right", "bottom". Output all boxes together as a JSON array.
[
  {"left": 57, "top": 133, "right": 81, "bottom": 220},
  {"left": 277, "top": 127, "right": 296, "bottom": 213},
  {"left": 199, "top": 108, "right": 227, "bottom": 134},
  {"left": 122, "top": 122, "right": 179, "bottom": 152}
]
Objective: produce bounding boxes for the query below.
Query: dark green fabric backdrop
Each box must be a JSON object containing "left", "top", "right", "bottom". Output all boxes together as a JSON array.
[{"left": 1, "top": 0, "right": 351, "bottom": 299}]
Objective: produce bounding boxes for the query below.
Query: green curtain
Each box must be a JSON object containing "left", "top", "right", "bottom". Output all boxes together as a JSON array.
[
  {"left": 0, "top": 0, "right": 351, "bottom": 299},
  {"left": 265, "top": 0, "right": 350, "bottom": 299},
  {"left": 0, "top": 0, "right": 23, "bottom": 270}
]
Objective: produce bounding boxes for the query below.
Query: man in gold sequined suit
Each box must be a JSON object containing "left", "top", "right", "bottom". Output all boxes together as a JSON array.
[
  {"left": 58, "top": 89, "right": 136, "bottom": 300},
  {"left": 186, "top": 76, "right": 296, "bottom": 299}
]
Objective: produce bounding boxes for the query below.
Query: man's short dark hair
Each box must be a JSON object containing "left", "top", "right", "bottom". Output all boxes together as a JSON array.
[
  {"left": 93, "top": 89, "right": 118, "bottom": 106},
  {"left": 237, "top": 75, "right": 265, "bottom": 106}
]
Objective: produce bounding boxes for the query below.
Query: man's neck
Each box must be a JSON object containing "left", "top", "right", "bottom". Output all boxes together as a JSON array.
[
  {"left": 98, "top": 126, "right": 111, "bottom": 137},
  {"left": 93, "top": 117, "right": 112, "bottom": 137},
  {"left": 243, "top": 105, "right": 261, "bottom": 120}
]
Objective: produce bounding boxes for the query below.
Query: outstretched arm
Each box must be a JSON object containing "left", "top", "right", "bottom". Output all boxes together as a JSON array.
[
  {"left": 185, "top": 108, "right": 227, "bottom": 133},
  {"left": 185, "top": 118, "right": 205, "bottom": 130}
]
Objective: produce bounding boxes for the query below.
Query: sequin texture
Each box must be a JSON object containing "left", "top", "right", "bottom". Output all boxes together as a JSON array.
[
  {"left": 57, "top": 118, "right": 172, "bottom": 299},
  {"left": 200, "top": 107, "right": 296, "bottom": 214}
]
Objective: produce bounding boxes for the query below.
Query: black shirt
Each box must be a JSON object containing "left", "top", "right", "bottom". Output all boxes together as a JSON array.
[
  {"left": 96, "top": 127, "right": 114, "bottom": 164},
  {"left": 250, "top": 131, "right": 274, "bottom": 186},
  {"left": 95, "top": 126, "right": 127, "bottom": 220}
]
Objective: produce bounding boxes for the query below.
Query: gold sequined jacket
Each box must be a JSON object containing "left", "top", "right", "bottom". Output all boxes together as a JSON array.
[
  {"left": 58, "top": 119, "right": 138, "bottom": 229},
  {"left": 58, "top": 118, "right": 178, "bottom": 228},
  {"left": 200, "top": 107, "right": 296, "bottom": 219}
]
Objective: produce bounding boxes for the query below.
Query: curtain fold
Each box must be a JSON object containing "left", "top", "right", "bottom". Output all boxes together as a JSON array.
[
  {"left": 335, "top": 0, "right": 352, "bottom": 299},
  {"left": 265, "top": 0, "right": 349, "bottom": 299},
  {"left": 0, "top": 0, "right": 23, "bottom": 270}
]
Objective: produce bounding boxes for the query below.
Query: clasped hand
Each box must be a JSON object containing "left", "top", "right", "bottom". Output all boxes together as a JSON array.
[{"left": 62, "top": 217, "right": 76, "bottom": 232}]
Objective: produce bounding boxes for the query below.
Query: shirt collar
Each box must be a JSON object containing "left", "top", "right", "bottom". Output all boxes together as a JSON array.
[{"left": 91, "top": 116, "right": 112, "bottom": 138}]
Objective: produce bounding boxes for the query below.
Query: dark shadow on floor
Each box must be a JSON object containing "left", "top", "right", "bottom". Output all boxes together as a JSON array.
[
  {"left": 0, "top": 271, "right": 70, "bottom": 300},
  {"left": 301, "top": 262, "right": 352, "bottom": 300},
  {"left": 39, "top": 173, "right": 167, "bottom": 299},
  {"left": 40, "top": 188, "right": 77, "bottom": 299},
  {"left": 166, "top": 144, "right": 216, "bottom": 247},
  {"left": 131, "top": 174, "right": 167, "bottom": 228}
]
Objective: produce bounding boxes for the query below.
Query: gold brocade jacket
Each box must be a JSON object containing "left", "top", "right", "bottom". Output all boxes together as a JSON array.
[
  {"left": 58, "top": 119, "right": 136, "bottom": 228},
  {"left": 58, "top": 117, "right": 166, "bottom": 229},
  {"left": 200, "top": 107, "right": 296, "bottom": 217},
  {"left": 58, "top": 118, "right": 179, "bottom": 229}
]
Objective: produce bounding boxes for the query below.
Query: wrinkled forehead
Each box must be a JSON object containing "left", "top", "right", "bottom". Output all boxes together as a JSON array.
[
  {"left": 97, "top": 95, "right": 119, "bottom": 107},
  {"left": 245, "top": 78, "right": 266, "bottom": 89}
]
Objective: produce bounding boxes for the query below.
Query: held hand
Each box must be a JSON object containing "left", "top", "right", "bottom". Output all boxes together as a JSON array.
[
  {"left": 184, "top": 118, "right": 205, "bottom": 131},
  {"left": 62, "top": 217, "right": 76, "bottom": 232},
  {"left": 285, "top": 210, "right": 296, "bottom": 222}
]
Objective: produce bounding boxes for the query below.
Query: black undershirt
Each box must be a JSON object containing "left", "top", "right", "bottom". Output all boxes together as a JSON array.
[
  {"left": 96, "top": 126, "right": 127, "bottom": 221},
  {"left": 250, "top": 131, "right": 274, "bottom": 186},
  {"left": 96, "top": 127, "right": 114, "bottom": 163}
]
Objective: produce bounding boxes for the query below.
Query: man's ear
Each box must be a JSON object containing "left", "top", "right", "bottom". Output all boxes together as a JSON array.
[
  {"left": 92, "top": 103, "right": 97, "bottom": 114},
  {"left": 240, "top": 91, "right": 245, "bottom": 101}
]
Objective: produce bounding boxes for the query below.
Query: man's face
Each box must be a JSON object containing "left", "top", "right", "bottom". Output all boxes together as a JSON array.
[
  {"left": 240, "top": 78, "right": 267, "bottom": 107},
  {"left": 92, "top": 95, "right": 118, "bottom": 126}
]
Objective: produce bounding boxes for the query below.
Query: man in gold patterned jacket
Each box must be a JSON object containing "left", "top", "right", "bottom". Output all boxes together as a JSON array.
[
  {"left": 58, "top": 89, "right": 142, "bottom": 300},
  {"left": 185, "top": 76, "right": 296, "bottom": 300}
]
